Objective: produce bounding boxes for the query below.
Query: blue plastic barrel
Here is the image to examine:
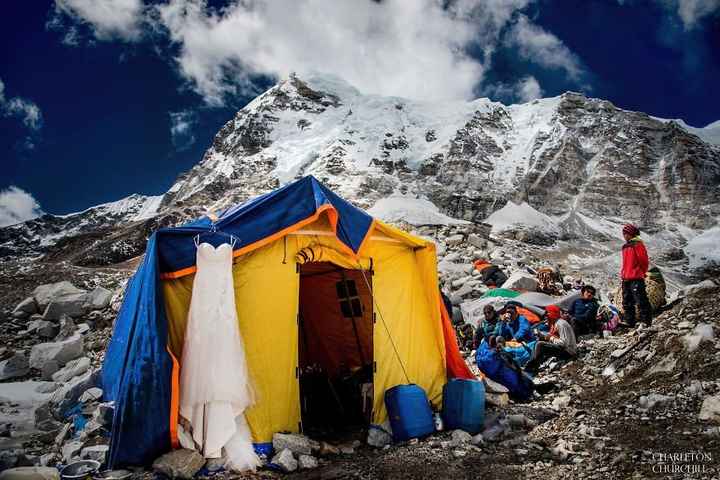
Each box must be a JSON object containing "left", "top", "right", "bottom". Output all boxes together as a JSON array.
[
  {"left": 384, "top": 384, "right": 435, "bottom": 442},
  {"left": 441, "top": 379, "right": 485, "bottom": 434}
]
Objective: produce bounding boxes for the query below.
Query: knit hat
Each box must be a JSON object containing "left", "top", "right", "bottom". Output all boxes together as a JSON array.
[
  {"left": 622, "top": 224, "right": 640, "bottom": 237},
  {"left": 545, "top": 304, "right": 561, "bottom": 321}
]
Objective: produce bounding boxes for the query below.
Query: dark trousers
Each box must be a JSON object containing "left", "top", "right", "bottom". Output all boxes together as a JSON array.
[
  {"left": 622, "top": 279, "right": 652, "bottom": 326},
  {"left": 525, "top": 341, "right": 573, "bottom": 372}
]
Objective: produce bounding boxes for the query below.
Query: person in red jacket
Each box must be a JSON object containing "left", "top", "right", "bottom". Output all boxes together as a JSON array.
[{"left": 620, "top": 223, "right": 652, "bottom": 326}]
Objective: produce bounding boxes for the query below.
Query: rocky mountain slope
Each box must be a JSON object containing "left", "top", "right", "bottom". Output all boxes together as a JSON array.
[{"left": 1, "top": 74, "right": 718, "bottom": 280}]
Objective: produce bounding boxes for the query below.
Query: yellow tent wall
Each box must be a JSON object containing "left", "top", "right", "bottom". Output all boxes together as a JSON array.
[{"left": 161, "top": 216, "right": 447, "bottom": 444}]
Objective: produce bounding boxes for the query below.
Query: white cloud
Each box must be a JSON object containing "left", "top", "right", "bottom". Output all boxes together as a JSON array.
[
  {"left": 169, "top": 110, "right": 197, "bottom": 151},
  {"left": 154, "top": 0, "right": 537, "bottom": 105},
  {"left": 483, "top": 75, "right": 543, "bottom": 103},
  {"left": 0, "top": 78, "right": 43, "bottom": 150},
  {"left": 675, "top": 0, "right": 719, "bottom": 29},
  {"left": 0, "top": 186, "right": 45, "bottom": 228},
  {"left": 517, "top": 76, "right": 543, "bottom": 102},
  {"left": 506, "top": 15, "right": 585, "bottom": 82},
  {"left": 51, "top": 0, "right": 144, "bottom": 42}
]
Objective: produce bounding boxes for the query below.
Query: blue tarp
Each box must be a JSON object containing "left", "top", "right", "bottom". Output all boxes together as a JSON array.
[
  {"left": 101, "top": 176, "right": 375, "bottom": 467},
  {"left": 475, "top": 341, "right": 534, "bottom": 400}
]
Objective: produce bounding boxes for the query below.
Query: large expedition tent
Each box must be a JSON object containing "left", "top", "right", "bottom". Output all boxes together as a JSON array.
[{"left": 102, "top": 175, "right": 473, "bottom": 467}]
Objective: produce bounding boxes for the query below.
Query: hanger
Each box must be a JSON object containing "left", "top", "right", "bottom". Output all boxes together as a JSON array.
[{"left": 193, "top": 223, "right": 239, "bottom": 249}]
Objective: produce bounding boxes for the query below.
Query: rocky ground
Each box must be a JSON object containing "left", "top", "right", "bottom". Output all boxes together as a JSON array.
[{"left": 1, "top": 226, "right": 719, "bottom": 480}]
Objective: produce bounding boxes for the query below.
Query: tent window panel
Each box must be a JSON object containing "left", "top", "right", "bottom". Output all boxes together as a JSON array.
[
  {"left": 336, "top": 280, "right": 363, "bottom": 318},
  {"left": 335, "top": 280, "right": 358, "bottom": 299}
]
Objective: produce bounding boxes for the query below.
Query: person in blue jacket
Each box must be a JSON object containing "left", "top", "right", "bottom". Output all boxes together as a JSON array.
[
  {"left": 568, "top": 285, "right": 600, "bottom": 336},
  {"left": 495, "top": 303, "right": 534, "bottom": 343}
]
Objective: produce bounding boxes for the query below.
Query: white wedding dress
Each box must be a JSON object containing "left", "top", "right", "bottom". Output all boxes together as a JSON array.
[{"left": 179, "top": 242, "right": 261, "bottom": 472}]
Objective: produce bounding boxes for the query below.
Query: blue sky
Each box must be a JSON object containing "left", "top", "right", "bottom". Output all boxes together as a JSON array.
[{"left": 1, "top": 0, "right": 719, "bottom": 226}]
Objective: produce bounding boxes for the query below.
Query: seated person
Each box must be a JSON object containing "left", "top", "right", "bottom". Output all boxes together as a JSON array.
[
  {"left": 455, "top": 322, "right": 475, "bottom": 351},
  {"left": 475, "top": 336, "right": 534, "bottom": 401},
  {"left": 569, "top": 285, "right": 600, "bottom": 336},
  {"left": 473, "top": 259, "right": 508, "bottom": 288},
  {"left": 525, "top": 306, "right": 577, "bottom": 374},
  {"left": 495, "top": 303, "right": 534, "bottom": 343},
  {"left": 474, "top": 305, "right": 500, "bottom": 348}
]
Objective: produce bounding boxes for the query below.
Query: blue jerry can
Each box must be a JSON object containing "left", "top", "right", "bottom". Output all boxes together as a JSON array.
[
  {"left": 384, "top": 384, "right": 435, "bottom": 442},
  {"left": 441, "top": 378, "right": 485, "bottom": 434}
]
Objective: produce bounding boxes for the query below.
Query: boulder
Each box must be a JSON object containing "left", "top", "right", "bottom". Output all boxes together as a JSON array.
[
  {"left": 35, "top": 321, "right": 59, "bottom": 340},
  {"left": 41, "top": 361, "right": 60, "bottom": 381},
  {"left": 33, "top": 282, "right": 86, "bottom": 311},
  {"left": 54, "top": 316, "right": 76, "bottom": 341},
  {"left": 13, "top": 298, "right": 38, "bottom": 316},
  {"left": 0, "top": 353, "right": 29, "bottom": 381},
  {"left": 54, "top": 424, "right": 72, "bottom": 448},
  {"left": 272, "top": 432, "right": 312, "bottom": 455},
  {"left": 298, "top": 454, "right": 318, "bottom": 470},
  {"left": 451, "top": 429, "right": 472, "bottom": 445},
  {"left": 270, "top": 449, "right": 297, "bottom": 473},
  {"left": 61, "top": 441, "right": 83, "bottom": 463},
  {"left": 699, "top": 395, "right": 720, "bottom": 423},
  {"left": 367, "top": 423, "right": 392, "bottom": 448},
  {"left": 501, "top": 272, "right": 539, "bottom": 291},
  {"left": 79, "top": 387, "right": 103, "bottom": 403},
  {"left": 638, "top": 394, "right": 674, "bottom": 411},
  {"left": 29, "top": 335, "right": 83, "bottom": 370},
  {"left": 152, "top": 449, "right": 205, "bottom": 480},
  {"left": 83, "top": 288, "right": 112, "bottom": 311},
  {"left": 445, "top": 234, "right": 464, "bottom": 246},
  {"left": 50, "top": 370, "right": 98, "bottom": 417},
  {"left": 0, "top": 467, "right": 60, "bottom": 480},
  {"left": 12, "top": 311, "right": 29, "bottom": 320},
  {"left": 81, "top": 445, "right": 109, "bottom": 464},
  {"left": 43, "top": 295, "right": 87, "bottom": 321},
  {"left": 51, "top": 357, "right": 90, "bottom": 383},
  {"left": 467, "top": 233, "right": 485, "bottom": 249},
  {"left": 91, "top": 402, "right": 114, "bottom": 427}
]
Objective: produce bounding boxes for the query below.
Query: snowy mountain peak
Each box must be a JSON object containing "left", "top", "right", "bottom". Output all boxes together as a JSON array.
[{"left": 2, "top": 74, "right": 719, "bottom": 275}]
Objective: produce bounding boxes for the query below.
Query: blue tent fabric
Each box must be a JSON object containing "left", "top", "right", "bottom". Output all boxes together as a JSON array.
[
  {"left": 102, "top": 234, "right": 174, "bottom": 467},
  {"left": 101, "top": 176, "right": 375, "bottom": 467},
  {"left": 156, "top": 176, "right": 373, "bottom": 275}
]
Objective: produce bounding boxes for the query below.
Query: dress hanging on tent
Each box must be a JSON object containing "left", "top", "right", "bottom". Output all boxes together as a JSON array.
[{"left": 179, "top": 242, "right": 260, "bottom": 471}]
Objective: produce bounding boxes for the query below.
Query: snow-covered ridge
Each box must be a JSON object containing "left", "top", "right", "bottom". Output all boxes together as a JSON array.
[{"left": 653, "top": 117, "right": 720, "bottom": 146}]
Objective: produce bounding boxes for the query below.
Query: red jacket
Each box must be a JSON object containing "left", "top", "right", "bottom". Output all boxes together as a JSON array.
[{"left": 621, "top": 238, "right": 649, "bottom": 280}]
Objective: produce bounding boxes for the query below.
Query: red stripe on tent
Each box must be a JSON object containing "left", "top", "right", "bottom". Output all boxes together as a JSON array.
[{"left": 439, "top": 294, "right": 476, "bottom": 380}]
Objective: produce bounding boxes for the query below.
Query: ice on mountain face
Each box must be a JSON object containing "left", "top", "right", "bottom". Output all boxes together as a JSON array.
[
  {"left": 368, "top": 195, "right": 469, "bottom": 226},
  {"left": 685, "top": 224, "right": 720, "bottom": 269},
  {"left": 485, "top": 201, "right": 559, "bottom": 235}
]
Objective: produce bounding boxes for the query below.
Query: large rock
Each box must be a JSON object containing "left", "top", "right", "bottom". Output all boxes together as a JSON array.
[
  {"left": 298, "top": 454, "right": 318, "bottom": 470},
  {"left": 43, "top": 295, "right": 88, "bottom": 321},
  {"left": 33, "top": 282, "right": 86, "bottom": 311},
  {"left": 0, "top": 467, "right": 60, "bottom": 480},
  {"left": 152, "top": 449, "right": 206, "bottom": 480},
  {"left": 13, "top": 298, "right": 38, "bottom": 316},
  {"left": 83, "top": 288, "right": 112, "bottom": 311},
  {"left": 270, "top": 449, "right": 297, "bottom": 473},
  {"left": 272, "top": 432, "right": 312, "bottom": 455},
  {"left": 51, "top": 357, "right": 90, "bottom": 383},
  {"left": 50, "top": 370, "right": 98, "bottom": 417},
  {"left": 699, "top": 395, "right": 720, "bottom": 423},
  {"left": 35, "top": 321, "right": 59, "bottom": 340},
  {"left": 501, "top": 271, "right": 539, "bottom": 291},
  {"left": 61, "top": 441, "right": 83, "bottom": 463},
  {"left": 29, "top": 335, "right": 83, "bottom": 370},
  {"left": 81, "top": 445, "right": 109, "bottom": 464},
  {"left": 0, "top": 353, "right": 29, "bottom": 381}
]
